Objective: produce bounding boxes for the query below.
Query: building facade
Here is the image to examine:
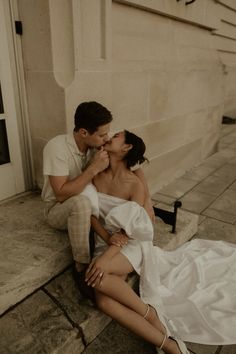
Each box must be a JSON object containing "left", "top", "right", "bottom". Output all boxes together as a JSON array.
[{"left": 0, "top": 0, "right": 236, "bottom": 201}]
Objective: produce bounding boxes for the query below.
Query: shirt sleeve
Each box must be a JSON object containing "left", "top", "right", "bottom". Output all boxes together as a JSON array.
[{"left": 43, "top": 139, "right": 69, "bottom": 176}]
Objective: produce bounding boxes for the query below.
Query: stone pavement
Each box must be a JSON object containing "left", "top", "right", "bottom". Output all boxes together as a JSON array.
[
  {"left": 0, "top": 124, "right": 236, "bottom": 353},
  {"left": 83, "top": 124, "right": 236, "bottom": 354}
]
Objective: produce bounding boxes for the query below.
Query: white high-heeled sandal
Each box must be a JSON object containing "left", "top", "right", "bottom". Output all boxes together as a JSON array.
[{"left": 156, "top": 333, "right": 167, "bottom": 353}]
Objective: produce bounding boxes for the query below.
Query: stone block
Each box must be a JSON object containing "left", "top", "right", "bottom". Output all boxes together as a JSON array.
[
  {"left": 220, "top": 345, "right": 236, "bottom": 354},
  {"left": 0, "top": 290, "right": 84, "bottom": 354},
  {"left": 134, "top": 117, "right": 186, "bottom": 158},
  {"left": 153, "top": 203, "right": 199, "bottom": 251},
  {"left": 185, "top": 342, "right": 218, "bottom": 354},
  {"left": 152, "top": 193, "right": 176, "bottom": 206},
  {"left": 44, "top": 267, "right": 137, "bottom": 346},
  {"left": 202, "top": 208, "right": 236, "bottom": 224},
  {"left": 157, "top": 177, "right": 198, "bottom": 199},
  {"left": 184, "top": 110, "right": 207, "bottom": 144},
  {"left": 193, "top": 175, "right": 232, "bottom": 196},
  {"left": 207, "top": 189, "right": 236, "bottom": 216},
  {"left": 195, "top": 217, "right": 236, "bottom": 244},
  {"left": 45, "top": 268, "right": 111, "bottom": 345},
  {"left": 112, "top": 2, "right": 172, "bottom": 62},
  {"left": 182, "top": 165, "right": 216, "bottom": 181},
  {"left": 66, "top": 71, "right": 112, "bottom": 132},
  {"left": 146, "top": 139, "right": 202, "bottom": 194},
  {"left": 111, "top": 72, "right": 148, "bottom": 130},
  {"left": 26, "top": 71, "right": 66, "bottom": 140},
  {"left": 18, "top": 0, "right": 52, "bottom": 71},
  {"left": 201, "top": 130, "right": 219, "bottom": 160},
  {"left": 179, "top": 190, "right": 216, "bottom": 214},
  {"left": 0, "top": 193, "right": 72, "bottom": 315}
]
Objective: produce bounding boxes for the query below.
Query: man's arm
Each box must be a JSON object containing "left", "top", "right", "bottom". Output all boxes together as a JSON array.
[
  {"left": 133, "top": 168, "right": 155, "bottom": 221},
  {"left": 49, "top": 149, "right": 109, "bottom": 203}
]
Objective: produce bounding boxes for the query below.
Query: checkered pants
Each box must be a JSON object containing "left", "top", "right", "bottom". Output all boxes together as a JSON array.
[{"left": 45, "top": 195, "right": 92, "bottom": 264}]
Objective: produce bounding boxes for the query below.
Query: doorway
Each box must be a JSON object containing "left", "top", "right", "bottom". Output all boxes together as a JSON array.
[{"left": 0, "top": 0, "right": 26, "bottom": 201}]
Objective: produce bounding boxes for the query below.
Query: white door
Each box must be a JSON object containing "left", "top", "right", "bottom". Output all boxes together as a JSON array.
[{"left": 0, "top": 0, "right": 25, "bottom": 200}]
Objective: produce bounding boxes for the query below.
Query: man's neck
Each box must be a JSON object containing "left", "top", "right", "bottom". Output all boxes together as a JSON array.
[{"left": 73, "top": 131, "right": 88, "bottom": 154}]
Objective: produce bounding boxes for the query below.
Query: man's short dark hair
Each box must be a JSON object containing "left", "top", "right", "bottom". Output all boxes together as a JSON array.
[{"left": 74, "top": 101, "right": 113, "bottom": 134}]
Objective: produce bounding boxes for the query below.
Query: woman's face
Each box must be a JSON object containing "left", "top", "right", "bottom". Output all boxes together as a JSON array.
[{"left": 103, "top": 131, "right": 126, "bottom": 153}]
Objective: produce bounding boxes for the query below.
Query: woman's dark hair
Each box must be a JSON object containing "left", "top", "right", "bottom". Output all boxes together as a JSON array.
[
  {"left": 74, "top": 101, "right": 113, "bottom": 134},
  {"left": 123, "top": 130, "right": 148, "bottom": 169}
]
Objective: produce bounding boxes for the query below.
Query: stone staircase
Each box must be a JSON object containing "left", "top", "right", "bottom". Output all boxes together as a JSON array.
[{"left": 0, "top": 191, "right": 198, "bottom": 353}]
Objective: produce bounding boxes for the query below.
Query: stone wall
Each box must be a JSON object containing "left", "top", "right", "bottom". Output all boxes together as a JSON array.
[{"left": 18, "top": 0, "right": 236, "bottom": 192}]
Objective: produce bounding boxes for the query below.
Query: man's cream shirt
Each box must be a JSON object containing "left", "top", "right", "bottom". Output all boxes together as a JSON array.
[{"left": 41, "top": 134, "right": 95, "bottom": 202}]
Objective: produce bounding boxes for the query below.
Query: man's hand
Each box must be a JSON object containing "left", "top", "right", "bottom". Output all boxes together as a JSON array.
[
  {"left": 85, "top": 254, "right": 110, "bottom": 287},
  {"left": 108, "top": 232, "right": 129, "bottom": 247},
  {"left": 90, "top": 147, "right": 109, "bottom": 174}
]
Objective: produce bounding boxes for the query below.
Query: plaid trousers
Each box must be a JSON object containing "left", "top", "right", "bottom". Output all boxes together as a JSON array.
[{"left": 45, "top": 194, "right": 92, "bottom": 264}]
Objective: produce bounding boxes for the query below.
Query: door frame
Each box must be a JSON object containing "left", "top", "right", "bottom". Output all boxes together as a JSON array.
[{"left": 0, "top": 0, "right": 34, "bottom": 200}]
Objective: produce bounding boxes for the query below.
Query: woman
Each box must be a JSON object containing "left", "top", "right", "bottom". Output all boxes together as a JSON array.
[
  {"left": 84, "top": 130, "right": 236, "bottom": 353},
  {"left": 85, "top": 130, "right": 189, "bottom": 354}
]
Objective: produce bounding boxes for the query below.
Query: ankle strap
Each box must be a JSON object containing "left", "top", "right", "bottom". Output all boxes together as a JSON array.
[
  {"left": 159, "top": 333, "right": 167, "bottom": 350},
  {"left": 143, "top": 304, "right": 150, "bottom": 319}
]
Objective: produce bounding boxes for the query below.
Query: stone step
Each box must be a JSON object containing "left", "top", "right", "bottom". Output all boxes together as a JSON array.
[
  {"left": 0, "top": 193, "right": 198, "bottom": 353},
  {"left": 0, "top": 192, "right": 72, "bottom": 315}
]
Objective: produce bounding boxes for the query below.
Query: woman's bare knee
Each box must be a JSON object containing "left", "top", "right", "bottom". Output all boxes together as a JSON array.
[{"left": 96, "top": 292, "right": 113, "bottom": 313}]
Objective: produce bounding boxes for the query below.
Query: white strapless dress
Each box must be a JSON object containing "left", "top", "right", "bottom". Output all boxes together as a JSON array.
[{"left": 83, "top": 185, "right": 236, "bottom": 345}]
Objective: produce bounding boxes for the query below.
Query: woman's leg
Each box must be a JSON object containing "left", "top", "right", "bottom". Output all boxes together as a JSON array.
[
  {"left": 99, "top": 253, "right": 167, "bottom": 334},
  {"left": 95, "top": 291, "right": 181, "bottom": 354}
]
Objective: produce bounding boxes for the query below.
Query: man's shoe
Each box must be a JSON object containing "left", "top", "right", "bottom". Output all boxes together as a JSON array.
[{"left": 72, "top": 266, "right": 95, "bottom": 302}]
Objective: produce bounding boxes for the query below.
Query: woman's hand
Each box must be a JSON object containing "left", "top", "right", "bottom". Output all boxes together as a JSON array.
[
  {"left": 109, "top": 232, "right": 129, "bottom": 247},
  {"left": 85, "top": 254, "right": 110, "bottom": 287}
]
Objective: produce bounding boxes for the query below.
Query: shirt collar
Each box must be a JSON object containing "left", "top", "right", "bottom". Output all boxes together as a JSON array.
[{"left": 66, "top": 134, "right": 90, "bottom": 157}]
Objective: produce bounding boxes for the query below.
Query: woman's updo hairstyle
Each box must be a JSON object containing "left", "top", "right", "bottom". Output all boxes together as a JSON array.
[{"left": 123, "top": 130, "right": 148, "bottom": 169}]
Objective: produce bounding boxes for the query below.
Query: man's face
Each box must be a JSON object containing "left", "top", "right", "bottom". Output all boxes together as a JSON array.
[{"left": 86, "top": 123, "right": 111, "bottom": 148}]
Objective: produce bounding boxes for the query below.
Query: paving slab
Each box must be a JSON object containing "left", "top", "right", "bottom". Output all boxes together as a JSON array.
[
  {"left": 206, "top": 189, "right": 236, "bottom": 217},
  {"left": 202, "top": 207, "right": 236, "bottom": 224},
  {"left": 45, "top": 268, "right": 112, "bottom": 346},
  {"left": 0, "top": 192, "right": 72, "bottom": 315},
  {"left": 179, "top": 190, "right": 216, "bottom": 214},
  {"left": 212, "top": 163, "right": 236, "bottom": 183},
  {"left": 82, "top": 320, "right": 156, "bottom": 354},
  {"left": 151, "top": 192, "right": 176, "bottom": 205},
  {"left": 185, "top": 342, "right": 218, "bottom": 354},
  {"left": 220, "top": 345, "right": 236, "bottom": 353},
  {"left": 156, "top": 178, "right": 198, "bottom": 199},
  {"left": 194, "top": 217, "right": 236, "bottom": 244},
  {"left": 0, "top": 290, "right": 84, "bottom": 354},
  {"left": 193, "top": 174, "right": 233, "bottom": 196},
  {"left": 230, "top": 181, "right": 236, "bottom": 190},
  {"left": 182, "top": 165, "right": 216, "bottom": 182}
]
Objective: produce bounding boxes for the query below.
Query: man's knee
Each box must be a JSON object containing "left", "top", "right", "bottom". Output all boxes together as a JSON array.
[{"left": 69, "top": 194, "right": 92, "bottom": 215}]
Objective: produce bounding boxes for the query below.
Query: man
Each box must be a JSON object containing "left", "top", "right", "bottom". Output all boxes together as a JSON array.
[{"left": 42, "top": 101, "right": 154, "bottom": 298}]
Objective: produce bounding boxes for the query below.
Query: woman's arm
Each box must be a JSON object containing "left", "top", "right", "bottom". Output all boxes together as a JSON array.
[
  {"left": 91, "top": 216, "right": 129, "bottom": 247},
  {"left": 130, "top": 177, "right": 145, "bottom": 206},
  {"left": 91, "top": 215, "right": 110, "bottom": 244},
  {"left": 133, "top": 168, "right": 155, "bottom": 221}
]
